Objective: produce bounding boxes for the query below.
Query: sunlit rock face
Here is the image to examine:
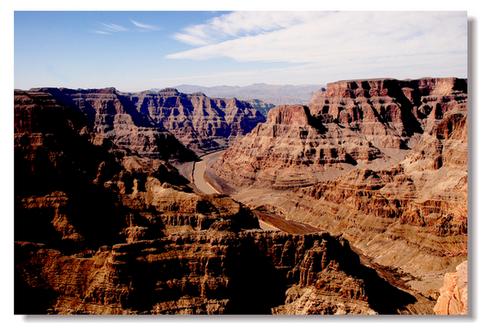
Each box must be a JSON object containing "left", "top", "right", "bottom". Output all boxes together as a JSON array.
[
  {"left": 211, "top": 77, "right": 467, "bottom": 190},
  {"left": 133, "top": 88, "right": 266, "bottom": 154}
]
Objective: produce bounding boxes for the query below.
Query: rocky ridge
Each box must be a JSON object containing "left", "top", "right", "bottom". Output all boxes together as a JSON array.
[
  {"left": 211, "top": 77, "right": 467, "bottom": 190},
  {"left": 34, "top": 87, "right": 266, "bottom": 157},
  {"left": 15, "top": 90, "right": 426, "bottom": 314}
]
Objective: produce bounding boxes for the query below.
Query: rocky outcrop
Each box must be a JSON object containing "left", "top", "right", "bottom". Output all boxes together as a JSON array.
[
  {"left": 16, "top": 228, "right": 422, "bottom": 315},
  {"left": 273, "top": 108, "right": 468, "bottom": 279},
  {"left": 309, "top": 77, "right": 467, "bottom": 145},
  {"left": 434, "top": 261, "right": 468, "bottom": 315},
  {"left": 14, "top": 90, "right": 191, "bottom": 251},
  {"left": 33, "top": 87, "right": 266, "bottom": 157},
  {"left": 211, "top": 77, "right": 467, "bottom": 190}
]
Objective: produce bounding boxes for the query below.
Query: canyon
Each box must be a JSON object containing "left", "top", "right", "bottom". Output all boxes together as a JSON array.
[
  {"left": 14, "top": 77, "right": 468, "bottom": 315},
  {"left": 209, "top": 77, "right": 468, "bottom": 311}
]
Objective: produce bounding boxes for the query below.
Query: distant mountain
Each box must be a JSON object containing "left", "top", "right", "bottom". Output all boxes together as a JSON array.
[{"left": 151, "top": 83, "right": 323, "bottom": 106}]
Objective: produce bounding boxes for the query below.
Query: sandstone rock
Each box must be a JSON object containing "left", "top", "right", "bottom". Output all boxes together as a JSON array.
[
  {"left": 14, "top": 90, "right": 419, "bottom": 314},
  {"left": 212, "top": 78, "right": 467, "bottom": 191},
  {"left": 434, "top": 261, "right": 468, "bottom": 315},
  {"left": 15, "top": 77, "right": 466, "bottom": 316},
  {"left": 211, "top": 104, "right": 387, "bottom": 190},
  {"left": 16, "top": 228, "right": 421, "bottom": 315}
]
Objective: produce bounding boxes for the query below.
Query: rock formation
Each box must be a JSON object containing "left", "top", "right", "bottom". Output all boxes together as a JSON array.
[
  {"left": 15, "top": 89, "right": 425, "bottom": 315},
  {"left": 245, "top": 99, "right": 276, "bottom": 117},
  {"left": 434, "top": 261, "right": 468, "bottom": 315},
  {"left": 208, "top": 77, "right": 468, "bottom": 305},
  {"left": 29, "top": 87, "right": 197, "bottom": 162},
  {"left": 211, "top": 77, "right": 467, "bottom": 190},
  {"left": 34, "top": 87, "right": 265, "bottom": 156}
]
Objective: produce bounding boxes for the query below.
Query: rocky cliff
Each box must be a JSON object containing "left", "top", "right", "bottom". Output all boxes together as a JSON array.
[
  {"left": 211, "top": 77, "right": 467, "bottom": 190},
  {"left": 15, "top": 89, "right": 426, "bottom": 315},
  {"left": 34, "top": 87, "right": 265, "bottom": 156},
  {"left": 208, "top": 77, "right": 468, "bottom": 303}
]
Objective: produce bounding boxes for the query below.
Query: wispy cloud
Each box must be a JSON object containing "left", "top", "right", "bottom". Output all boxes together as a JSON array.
[
  {"left": 172, "top": 11, "right": 313, "bottom": 46},
  {"left": 92, "top": 30, "right": 110, "bottom": 35},
  {"left": 131, "top": 20, "right": 160, "bottom": 31},
  {"left": 100, "top": 23, "right": 128, "bottom": 32},
  {"left": 91, "top": 21, "right": 160, "bottom": 35},
  {"left": 91, "top": 22, "right": 128, "bottom": 34},
  {"left": 166, "top": 11, "right": 467, "bottom": 80}
]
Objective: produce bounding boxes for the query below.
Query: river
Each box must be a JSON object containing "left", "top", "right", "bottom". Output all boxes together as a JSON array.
[
  {"left": 192, "top": 150, "right": 225, "bottom": 194},
  {"left": 192, "top": 150, "right": 281, "bottom": 231}
]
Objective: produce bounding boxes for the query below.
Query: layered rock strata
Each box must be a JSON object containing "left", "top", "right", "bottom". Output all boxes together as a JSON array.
[
  {"left": 298, "top": 108, "right": 468, "bottom": 276},
  {"left": 34, "top": 87, "right": 265, "bottom": 156},
  {"left": 211, "top": 77, "right": 467, "bottom": 190},
  {"left": 15, "top": 89, "right": 423, "bottom": 315},
  {"left": 208, "top": 78, "right": 468, "bottom": 301},
  {"left": 133, "top": 88, "right": 265, "bottom": 153},
  {"left": 29, "top": 87, "right": 197, "bottom": 162}
]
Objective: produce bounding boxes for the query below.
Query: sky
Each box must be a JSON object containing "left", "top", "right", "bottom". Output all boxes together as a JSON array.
[{"left": 14, "top": 10, "right": 468, "bottom": 92}]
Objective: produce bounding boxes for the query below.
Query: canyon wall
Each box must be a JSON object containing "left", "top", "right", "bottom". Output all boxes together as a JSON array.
[
  {"left": 212, "top": 77, "right": 467, "bottom": 190},
  {"left": 34, "top": 87, "right": 266, "bottom": 157},
  {"left": 209, "top": 78, "right": 468, "bottom": 300},
  {"left": 15, "top": 90, "right": 426, "bottom": 315}
]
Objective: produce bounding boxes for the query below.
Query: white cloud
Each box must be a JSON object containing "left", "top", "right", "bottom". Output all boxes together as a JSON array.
[
  {"left": 100, "top": 23, "right": 128, "bottom": 32},
  {"left": 131, "top": 20, "right": 160, "bottom": 31},
  {"left": 172, "top": 11, "right": 318, "bottom": 46},
  {"left": 91, "top": 30, "right": 110, "bottom": 35},
  {"left": 166, "top": 11, "right": 467, "bottom": 80}
]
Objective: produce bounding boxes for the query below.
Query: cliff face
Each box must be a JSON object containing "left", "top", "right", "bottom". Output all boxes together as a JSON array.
[
  {"left": 30, "top": 87, "right": 197, "bottom": 162},
  {"left": 35, "top": 87, "right": 265, "bottom": 157},
  {"left": 14, "top": 90, "right": 423, "bottom": 315},
  {"left": 208, "top": 78, "right": 468, "bottom": 300},
  {"left": 211, "top": 77, "right": 467, "bottom": 190},
  {"left": 133, "top": 88, "right": 266, "bottom": 153},
  {"left": 16, "top": 230, "right": 421, "bottom": 315}
]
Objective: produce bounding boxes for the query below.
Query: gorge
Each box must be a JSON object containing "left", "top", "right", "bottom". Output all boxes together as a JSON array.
[{"left": 14, "top": 77, "right": 468, "bottom": 315}]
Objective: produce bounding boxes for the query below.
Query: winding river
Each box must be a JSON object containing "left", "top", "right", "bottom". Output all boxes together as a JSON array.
[
  {"left": 192, "top": 151, "right": 280, "bottom": 231},
  {"left": 192, "top": 150, "right": 225, "bottom": 194}
]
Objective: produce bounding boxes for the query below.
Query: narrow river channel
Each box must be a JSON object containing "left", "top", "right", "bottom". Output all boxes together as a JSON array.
[{"left": 192, "top": 150, "right": 225, "bottom": 194}]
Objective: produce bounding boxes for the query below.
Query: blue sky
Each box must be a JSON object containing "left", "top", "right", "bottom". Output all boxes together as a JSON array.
[{"left": 14, "top": 10, "right": 468, "bottom": 92}]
